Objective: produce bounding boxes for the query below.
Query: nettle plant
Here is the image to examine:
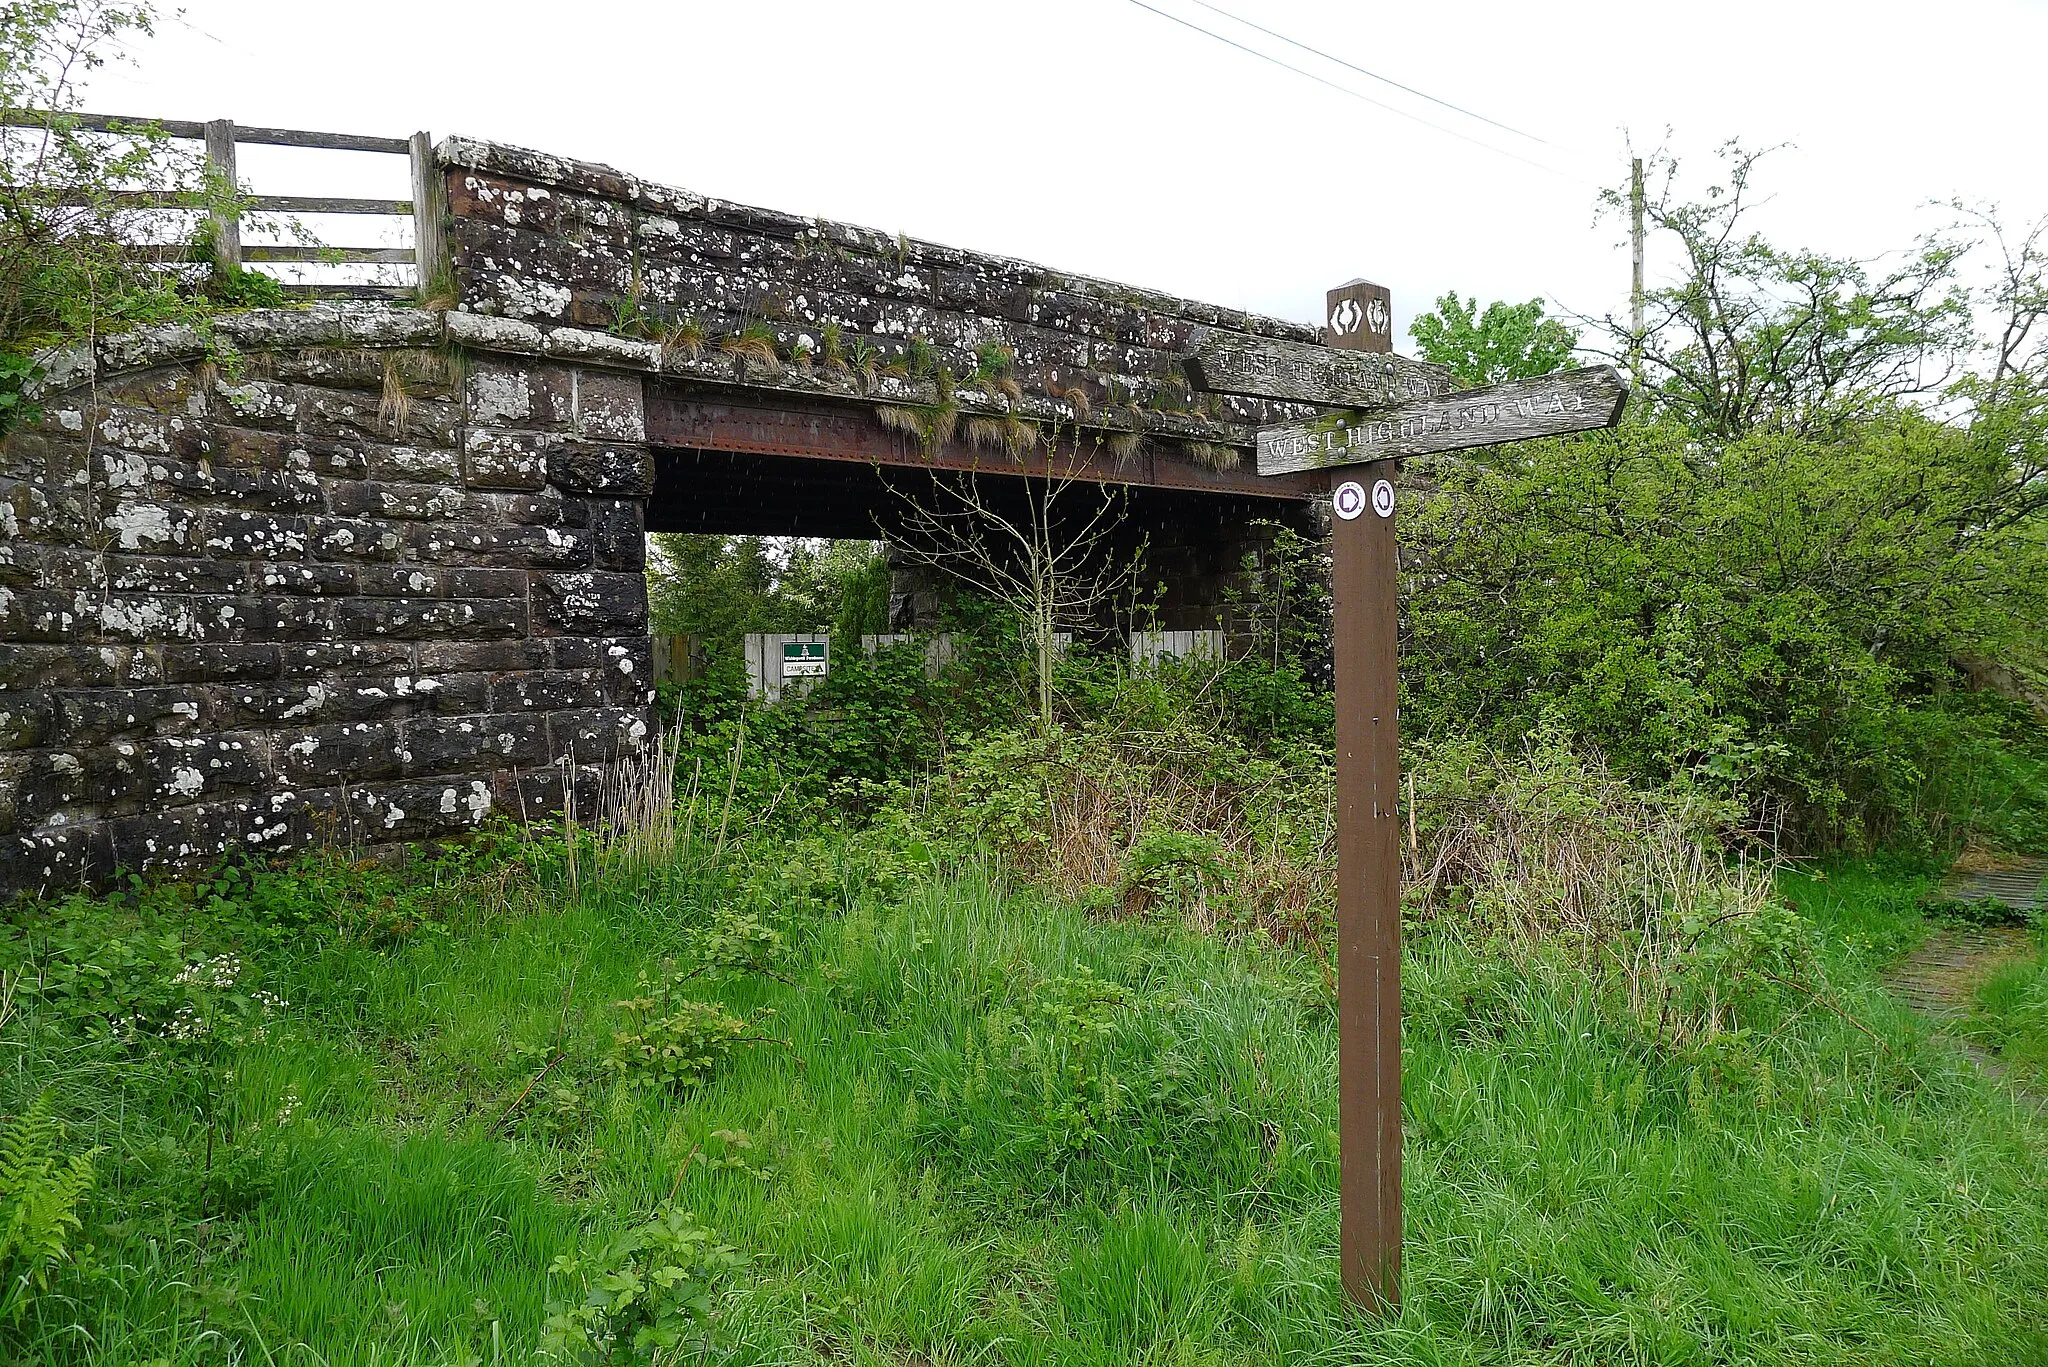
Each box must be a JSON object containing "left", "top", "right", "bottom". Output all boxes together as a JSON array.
[
  {"left": 604, "top": 959, "right": 783, "bottom": 1092},
  {"left": 539, "top": 1204, "right": 745, "bottom": 1364}
]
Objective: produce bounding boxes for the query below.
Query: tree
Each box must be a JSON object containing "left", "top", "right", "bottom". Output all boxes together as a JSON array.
[
  {"left": 1409, "top": 293, "right": 1579, "bottom": 386},
  {"left": 1591, "top": 142, "right": 1973, "bottom": 441},
  {"left": 644, "top": 535, "right": 888, "bottom": 653},
  {"left": 1, "top": 3, "right": 183, "bottom": 352},
  {"left": 0, "top": 1, "right": 291, "bottom": 433},
  {"left": 885, "top": 465, "right": 1140, "bottom": 731}
]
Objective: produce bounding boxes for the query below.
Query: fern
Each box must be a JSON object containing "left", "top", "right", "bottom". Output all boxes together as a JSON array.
[{"left": 0, "top": 1094, "right": 98, "bottom": 1321}]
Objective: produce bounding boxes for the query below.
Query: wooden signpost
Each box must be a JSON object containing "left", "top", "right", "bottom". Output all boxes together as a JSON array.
[{"left": 1187, "top": 282, "right": 1627, "bottom": 1312}]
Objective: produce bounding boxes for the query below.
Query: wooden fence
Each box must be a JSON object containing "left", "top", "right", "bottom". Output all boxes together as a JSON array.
[
  {"left": 0, "top": 110, "right": 448, "bottom": 299},
  {"left": 660, "top": 630, "right": 1219, "bottom": 702}
]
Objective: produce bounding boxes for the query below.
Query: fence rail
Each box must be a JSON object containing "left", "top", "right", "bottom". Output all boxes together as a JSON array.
[{"left": 1, "top": 110, "right": 448, "bottom": 296}]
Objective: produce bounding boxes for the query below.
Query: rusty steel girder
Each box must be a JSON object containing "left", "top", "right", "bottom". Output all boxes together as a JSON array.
[{"left": 643, "top": 386, "right": 1323, "bottom": 501}]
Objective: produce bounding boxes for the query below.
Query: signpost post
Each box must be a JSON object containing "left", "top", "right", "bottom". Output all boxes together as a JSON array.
[{"left": 1188, "top": 281, "right": 1628, "bottom": 1312}]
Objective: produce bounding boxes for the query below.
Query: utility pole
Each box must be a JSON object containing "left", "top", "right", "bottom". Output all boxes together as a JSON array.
[{"left": 1629, "top": 156, "right": 1645, "bottom": 389}]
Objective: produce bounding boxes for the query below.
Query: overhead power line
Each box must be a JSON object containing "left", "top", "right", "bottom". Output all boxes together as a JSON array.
[
  {"left": 1116, "top": 0, "right": 1586, "bottom": 183},
  {"left": 1181, "top": 0, "right": 1550, "bottom": 148}
]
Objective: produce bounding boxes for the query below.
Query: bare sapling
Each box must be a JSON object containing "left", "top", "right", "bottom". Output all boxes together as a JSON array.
[{"left": 887, "top": 454, "right": 1142, "bottom": 730}]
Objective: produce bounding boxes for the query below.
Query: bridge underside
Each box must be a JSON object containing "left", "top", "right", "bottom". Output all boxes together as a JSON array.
[{"left": 645, "top": 384, "right": 1318, "bottom": 633}]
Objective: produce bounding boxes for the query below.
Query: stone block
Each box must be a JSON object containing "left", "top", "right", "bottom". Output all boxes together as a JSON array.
[
  {"left": 94, "top": 553, "right": 240, "bottom": 597},
  {"left": 0, "top": 693, "right": 54, "bottom": 750},
  {"left": 253, "top": 562, "right": 358, "bottom": 597},
  {"left": 199, "top": 510, "right": 311, "bottom": 559},
  {"left": 449, "top": 567, "right": 529, "bottom": 599},
  {"left": 327, "top": 480, "right": 466, "bottom": 522},
  {"left": 295, "top": 385, "right": 460, "bottom": 447},
  {"left": 336, "top": 597, "right": 529, "bottom": 642},
  {"left": 405, "top": 713, "right": 547, "bottom": 774},
  {"left": 364, "top": 442, "right": 463, "bottom": 484},
  {"left": 488, "top": 669, "right": 599, "bottom": 713},
  {"left": 359, "top": 565, "right": 451, "bottom": 598},
  {"left": 535, "top": 571, "right": 647, "bottom": 634},
  {"left": 163, "top": 643, "right": 282, "bottom": 684},
  {"left": 276, "top": 721, "right": 403, "bottom": 783},
  {"left": 100, "top": 499, "right": 199, "bottom": 554},
  {"left": 107, "top": 785, "right": 347, "bottom": 871},
  {"left": 3, "top": 818, "right": 111, "bottom": 890},
  {"left": 422, "top": 671, "right": 491, "bottom": 715},
  {"left": 579, "top": 498, "right": 645, "bottom": 570},
  {"left": 290, "top": 437, "right": 370, "bottom": 478},
  {"left": 252, "top": 597, "right": 343, "bottom": 642},
  {"left": 546, "top": 442, "right": 653, "bottom": 495},
  {"left": 346, "top": 775, "right": 497, "bottom": 841},
  {"left": 463, "top": 427, "right": 557, "bottom": 490},
  {"left": 210, "top": 379, "right": 300, "bottom": 428},
  {"left": 574, "top": 370, "right": 646, "bottom": 442},
  {"left": 417, "top": 639, "right": 549, "bottom": 674},
  {"left": 5, "top": 589, "right": 97, "bottom": 643},
  {"left": 54, "top": 688, "right": 206, "bottom": 744},
  {"left": 463, "top": 489, "right": 576, "bottom": 527},
  {"left": 597, "top": 638, "right": 656, "bottom": 704},
  {"left": 277, "top": 641, "right": 415, "bottom": 677},
  {"left": 85, "top": 732, "right": 267, "bottom": 809},
  {"left": 307, "top": 517, "right": 407, "bottom": 562},
  {"left": 466, "top": 362, "right": 534, "bottom": 424},
  {"left": 408, "top": 522, "right": 590, "bottom": 569},
  {"left": 546, "top": 706, "right": 649, "bottom": 764}
]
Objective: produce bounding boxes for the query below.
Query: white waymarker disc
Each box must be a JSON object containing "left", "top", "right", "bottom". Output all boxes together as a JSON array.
[
  {"left": 1333, "top": 480, "right": 1367, "bottom": 520},
  {"left": 1372, "top": 479, "right": 1395, "bottom": 518}
]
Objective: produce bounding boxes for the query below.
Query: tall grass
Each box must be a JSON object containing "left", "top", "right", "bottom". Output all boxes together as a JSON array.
[{"left": 5, "top": 816, "right": 2046, "bottom": 1364}]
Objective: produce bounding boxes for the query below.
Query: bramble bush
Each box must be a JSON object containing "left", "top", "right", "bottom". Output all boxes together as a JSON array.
[{"left": 540, "top": 1205, "right": 745, "bottom": 1364}]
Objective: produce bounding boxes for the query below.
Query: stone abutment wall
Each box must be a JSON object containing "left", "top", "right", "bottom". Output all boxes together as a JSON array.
[
  {"left": 2, "top": 135, "right": 1340, "bottom": 895},
  {"left": 0, "top": 306, "right": 655, "bottom": 896}
]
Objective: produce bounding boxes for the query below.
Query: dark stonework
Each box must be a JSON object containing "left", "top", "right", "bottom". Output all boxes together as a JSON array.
[
  {"left": 1, "top": 307, "right": 655, "bottom": 897},
  {"left": 434, "top": 137, "right": 1328, "bottom": 459}
]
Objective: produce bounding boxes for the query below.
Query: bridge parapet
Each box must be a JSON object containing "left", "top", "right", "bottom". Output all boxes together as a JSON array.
[{"left": 437, "top": 137, "right": 1320, "bottom": 469}]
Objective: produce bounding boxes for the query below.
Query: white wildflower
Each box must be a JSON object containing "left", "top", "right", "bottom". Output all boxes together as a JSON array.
[
  {"left": 164, "top": 1003, "right": 211, "bottom": 1042},
  {"left": 172, "top": 953, "right": 242, "bottom": 989}
]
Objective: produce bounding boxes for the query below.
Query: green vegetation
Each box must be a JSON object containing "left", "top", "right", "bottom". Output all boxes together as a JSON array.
[
  {"left": 1975, "top": 928, "right": 2048, "bottom": 1090},
  {"left": 1401, "top": 146, "right": 2048, "bottom": 856},
  {"left": 1408, "top": 293, "right": 1579, "bottom": 387},
  {"left": 6, "top": 672, "right": 2048, "bottom": 1362},
  {"left": 6, "top": 8, "right": 2048, "bottom": 1363},
  {"left": 646, "top": 535, "right": 891, "bottom": 660},
  {"left": 0, "top": 1, "right": 318, "bottom": 435}
]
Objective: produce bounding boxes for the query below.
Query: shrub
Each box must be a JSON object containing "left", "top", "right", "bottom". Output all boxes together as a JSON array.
[
  {"left": 604, "top": 962, "right": 775, "bottom": 1092},
  {"left": 539, "top": 1205, "right": 744, "bottom": 1363}
]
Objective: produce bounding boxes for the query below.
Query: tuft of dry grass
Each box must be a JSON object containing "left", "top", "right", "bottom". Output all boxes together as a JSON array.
[
  {"left": 1106, "top": 429, "right": 1146, "bottom": 469},
  {"left": 591, "top": 718, "right": 687, "bottom": 880},
  {"left": 720, "top": 324, "right": 780, "bottom": 373},
  {"left": 1184, "top": 441, "right": 1242, "bottom": 472},
  {"left": 378, "top": 355, "right": 412, "bottom": 439},
  {"left": 965, "top": 412, "right": 1041, "bottom": 461}
]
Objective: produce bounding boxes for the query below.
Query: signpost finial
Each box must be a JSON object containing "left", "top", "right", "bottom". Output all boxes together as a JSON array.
[{"left": 1326, "top": 278, "right": 1393, "bottom": 354}]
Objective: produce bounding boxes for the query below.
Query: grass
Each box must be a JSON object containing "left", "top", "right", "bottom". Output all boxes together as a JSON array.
[
  {"left": 6, "top": 829, "right": 2048, "bottom": 1365},
  {"left": 1976, "top": 934, "right": 2048, "bottom": 1091}
]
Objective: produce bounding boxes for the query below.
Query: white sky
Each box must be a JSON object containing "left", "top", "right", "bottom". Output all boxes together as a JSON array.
[{"left": 84, "top": 0, "right": 2048, "bottom": 350}]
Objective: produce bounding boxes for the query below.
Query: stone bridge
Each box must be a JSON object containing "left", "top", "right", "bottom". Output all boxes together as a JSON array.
[{"left": 0, "top": 134, "right": 1370, "bottom": 895}]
